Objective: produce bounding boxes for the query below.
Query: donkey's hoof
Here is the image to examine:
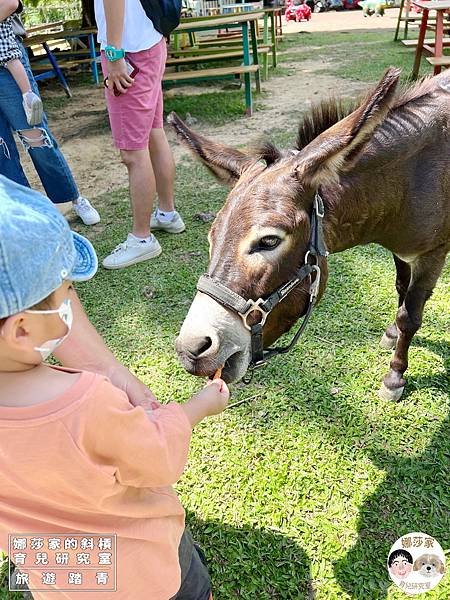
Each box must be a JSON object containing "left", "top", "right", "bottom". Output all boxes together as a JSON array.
[
  {"left": 378, "top": 382, "right": 405, "bottom": 402},
  {"left": 380, "top": 332, "right": 397, "bottom": 350}
]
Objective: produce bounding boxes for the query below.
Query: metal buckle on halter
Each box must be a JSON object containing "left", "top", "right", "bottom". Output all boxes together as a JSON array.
[
  {"left": 314, "top": 192, "right": 325, "bottom": 218},
  {"left": 239, "top": 298, "right": 269, "bottom": 331},
  {"left": 309, "top": 265, "right": 321, "bottom": 302}
]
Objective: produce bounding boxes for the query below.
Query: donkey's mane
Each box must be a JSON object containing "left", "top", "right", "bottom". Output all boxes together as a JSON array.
[
  {"left": 296, "top": 98, "right": 359, "bottom": 151},
  {"left": 249, "top": 75, "right": 438, "bottom": 165},
  {"left": 294, "top": 75, "right": 437, "bottom": 152},
  {"left": 251, "top": 140, "right": 284, "bottom": 166}
]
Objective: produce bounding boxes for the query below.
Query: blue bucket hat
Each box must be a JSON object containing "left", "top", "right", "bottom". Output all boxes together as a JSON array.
[{"left": 0, "top": 176, "right": 98, "bottom": 319}]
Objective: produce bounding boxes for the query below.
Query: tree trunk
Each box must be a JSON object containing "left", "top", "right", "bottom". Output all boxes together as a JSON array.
[{"left": 81, "top": 0, "right": 95, "bottom": 27}]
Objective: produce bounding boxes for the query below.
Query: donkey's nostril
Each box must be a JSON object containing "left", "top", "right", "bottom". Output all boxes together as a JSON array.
[{"left": 189, "top": 336, "right": 213, "bottom": 359}]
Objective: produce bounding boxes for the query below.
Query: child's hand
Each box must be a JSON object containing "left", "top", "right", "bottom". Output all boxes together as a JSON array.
[
  {"left": 182, "top": 379, "right": 230, "bottom": 427},
  {"left": 194, "top": 379, "right": 230, "bottom": 416}
]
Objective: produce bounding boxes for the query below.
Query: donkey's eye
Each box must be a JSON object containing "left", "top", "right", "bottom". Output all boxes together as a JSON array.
[{"left": 256, "top": 235, "right": 282, "bottom": 251}]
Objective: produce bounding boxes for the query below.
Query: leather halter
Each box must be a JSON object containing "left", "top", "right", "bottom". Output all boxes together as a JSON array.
[{"left": 196, "top": 193, "right": 329, "bottom": 379}]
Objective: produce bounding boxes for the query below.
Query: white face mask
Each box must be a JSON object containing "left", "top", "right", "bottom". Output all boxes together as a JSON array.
[{"left": 26, "top": 299, "right": 73, "bottom": 360}]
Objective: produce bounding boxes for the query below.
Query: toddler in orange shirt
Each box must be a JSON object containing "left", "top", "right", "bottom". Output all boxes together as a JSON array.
[{"left": 0, "top": 175, "right": 229, "bottom": 600}]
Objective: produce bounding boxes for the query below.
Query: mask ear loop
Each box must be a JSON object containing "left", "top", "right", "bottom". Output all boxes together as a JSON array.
[
  {"left": 26, "top": 298, "right": 71, "bottom": 318},
  {"left": 26, "top": 299, "right": 73, "bottom": 360}
]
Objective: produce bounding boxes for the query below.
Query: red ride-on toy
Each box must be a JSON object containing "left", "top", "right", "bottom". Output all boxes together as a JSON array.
[{"left": 285, "top": 0, "right": 312, "bottom": 21}]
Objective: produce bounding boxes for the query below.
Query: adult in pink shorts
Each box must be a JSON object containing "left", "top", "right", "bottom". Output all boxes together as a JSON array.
[{"left": 95, "top": 0, "right": 186, "bottom": 269}]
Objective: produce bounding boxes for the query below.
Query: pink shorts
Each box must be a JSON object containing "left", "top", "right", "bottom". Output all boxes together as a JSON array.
[{"left": 101, "top": 39, "right": 167, "bottom": 150}]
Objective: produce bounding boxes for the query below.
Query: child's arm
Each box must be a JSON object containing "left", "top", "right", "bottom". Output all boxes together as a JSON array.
[{"left": 75, "top": 378, "right": 228, "bottom": 489}]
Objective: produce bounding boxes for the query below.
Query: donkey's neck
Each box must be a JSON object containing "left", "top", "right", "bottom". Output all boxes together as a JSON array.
[
  {"left": 321, "top": 98, "right": 448, "bottom": 255},
  {"left": 321, "top": 178, "right": 391, "bottom": 254}
]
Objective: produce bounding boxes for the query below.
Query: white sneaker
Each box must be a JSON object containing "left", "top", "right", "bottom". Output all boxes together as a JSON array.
[
  {"left": 73, "top": 197, "right": 101, "bottom": 226},
  {"left": 22, "top": 91, "right": 43, "bottom": 126},
  {"left": 102, "top": 234, "right": 162, "bottom": 269},
  {"left": 150, "top": 210, "right": 186, "bottom": 233}
]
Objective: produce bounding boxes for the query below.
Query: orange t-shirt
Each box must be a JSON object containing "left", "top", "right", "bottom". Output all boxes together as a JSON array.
[{"left": 0, "top": 368, "right": 192, "bottom": 599}]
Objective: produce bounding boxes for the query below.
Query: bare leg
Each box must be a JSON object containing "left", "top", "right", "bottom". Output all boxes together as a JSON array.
[
  {"left": 5, "top": 58, "right": 32, "bottom": 94},
  {"left": 120, "top": 148, "right": 156, "bottom": 238},
  {"left": 379, "top": 249, "right": 447, "bottom": 401},
  {"left": 17, "top": 128, "right": 47, "bottom": 147},
  {"left": 148, "top": 128, "right": 175, "bottom": 212},
  {"left": 380, "top": 255, "right": 411, "bottom": 350}
]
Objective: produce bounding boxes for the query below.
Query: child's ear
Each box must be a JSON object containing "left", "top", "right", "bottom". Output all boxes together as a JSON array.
[{"left": 1, "top": 313, "right": 32, "bottom": 348}]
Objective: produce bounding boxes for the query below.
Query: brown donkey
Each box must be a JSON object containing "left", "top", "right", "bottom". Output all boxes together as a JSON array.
[{"left": 172, "top": 68, "right": 450, "bottom": 401}]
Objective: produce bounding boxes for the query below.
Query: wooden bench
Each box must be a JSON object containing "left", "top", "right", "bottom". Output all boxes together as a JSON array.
[
  {"left": 30, "top": 56, "right": 97, "bottom": 72},
  {"left": 163, "top": 64, "right": 259, "bottom": 115},
  {"left": 197, "top": 34, "right": 282, "bottom": 47},
  {"left": 401, "top": 37, "right": 450, "bottom": 46},
  {"left": 167, "top": 46, "right": 270, "bottom": 78},
  {"left": 426, "top": 55, "right": 450, "bottom": 65}
]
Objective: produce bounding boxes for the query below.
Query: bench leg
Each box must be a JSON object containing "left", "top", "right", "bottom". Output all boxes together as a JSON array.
[
  {"left": 43, "top": 42, "right": 72, "bottom": 98},
  {"left": 242, "top": 22, "right": 253, "bottom": 116},
  {"left": 88, "top": 33, "right": 99, "bottom": 85},
  {"left": 412, "top": 9, "right": 429, "bottom": 79},
  {"left": 394, "top": 0, "right": 405, "bottom": 41},
  {"left": 250, "top": 21, "right": 261, "bottom": 93},
  {"left": 434, "top": 11, "right": 444, "bottom": 74},
  {"left": 262, "top": 13, "right": 269, "bottom": 79},
  {"left": 271, "top": 14, "right": 277, "bottom": 68},
  {"left": 404, "top": 0, "right": 411, "bottom": 39}
]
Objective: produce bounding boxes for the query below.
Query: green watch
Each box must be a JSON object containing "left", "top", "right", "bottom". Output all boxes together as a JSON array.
[{"left": 105, "top": 45, "right": 125, "bottom": 62}]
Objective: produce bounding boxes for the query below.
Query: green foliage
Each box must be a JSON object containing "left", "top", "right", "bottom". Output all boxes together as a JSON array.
[{"left": 22, "top": 1, "right": 81, "bottom": 27}]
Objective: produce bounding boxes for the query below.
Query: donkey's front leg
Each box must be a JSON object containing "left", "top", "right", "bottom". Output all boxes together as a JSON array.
[
  {"left": 379, "top": 251, "right": 446, "bottom": 401},
  {"left": 380, "top": 255, "right": 411, "bottom": 350}
]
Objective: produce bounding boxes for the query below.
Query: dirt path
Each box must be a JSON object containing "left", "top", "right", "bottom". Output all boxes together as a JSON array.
[{"left": 21, "top": 11, "right": 394, "bottom": 206}]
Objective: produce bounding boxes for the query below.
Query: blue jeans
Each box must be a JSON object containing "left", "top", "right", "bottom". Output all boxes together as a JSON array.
[{"left": 0, "top": 39, "right": 79, "bottom": 203}]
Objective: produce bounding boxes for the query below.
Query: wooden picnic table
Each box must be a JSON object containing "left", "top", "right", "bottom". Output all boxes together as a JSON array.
[
  {"left": 172, "top": 12, "right": 264, "bottom": 114},
  {"left": 24, "top": 27, "right": 99, "bottom": 97},
  {"left": 26, "top": 21, "right": 64, "bottom": 35},
  {"left": 411, "top": 0, "right": 450, "bottom": 77},
  {"left": 181, "top": 6, "right": 283, "bottom": 65}
]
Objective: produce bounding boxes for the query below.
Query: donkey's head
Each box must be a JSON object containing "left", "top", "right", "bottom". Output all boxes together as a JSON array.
[{"left": 172, "top": 68, "right": 400, "bottom": 382}]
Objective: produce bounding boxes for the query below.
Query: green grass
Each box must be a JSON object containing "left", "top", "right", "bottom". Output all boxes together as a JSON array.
[
  {"left": 2, "top": 27, "right": 449, "bottom": 600},
  {"left": 279, "top": 29, "right": 430, "bottom": 83},
  {"left": 164, "top": 90, "right": 263, "bottom": 124}
]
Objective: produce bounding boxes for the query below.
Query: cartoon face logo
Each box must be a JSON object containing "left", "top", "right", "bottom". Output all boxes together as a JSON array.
[
  {"left": 413, "top": 554, "right": 445, "bottom": 578},
  {"left": 388, "top": 549, "right": 414, "bottom": 580},
  {"left": 387, "top": 533, "right": 446, "bottom": 595}
]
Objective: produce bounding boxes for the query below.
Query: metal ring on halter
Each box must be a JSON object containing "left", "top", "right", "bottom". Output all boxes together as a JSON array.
[{"left": 239, "top": 298, "right": 269, "bottom": 331}]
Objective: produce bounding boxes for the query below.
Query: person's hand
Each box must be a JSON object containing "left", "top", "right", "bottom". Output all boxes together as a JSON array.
[
  {"left": 105, "top": 58, "right": 134, "bottom": 95},
  {"left": 181, "top": 378, "right": 230, "bottom": 427},
  {"left": 107, "top": 362, "right": 158, "bottom": 408},
  {"left": 196, "top": 378, "right": 230, "bottom": 416},
  {"left": 187, "top": 378, "right": 230, "bottom": 420}
]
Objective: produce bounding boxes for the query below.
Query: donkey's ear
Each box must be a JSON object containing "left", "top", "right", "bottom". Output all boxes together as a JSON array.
[
  {"left": 168, "top": 112, "right": 254, "bottom": 185},
  {"left": 295, "top": 68, "right": 401, "bottom": 186}
]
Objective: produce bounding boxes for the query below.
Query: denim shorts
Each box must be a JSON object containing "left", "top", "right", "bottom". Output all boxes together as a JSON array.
[{"left": 170, "top": 529, "right": 211, "bottom": 600}]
